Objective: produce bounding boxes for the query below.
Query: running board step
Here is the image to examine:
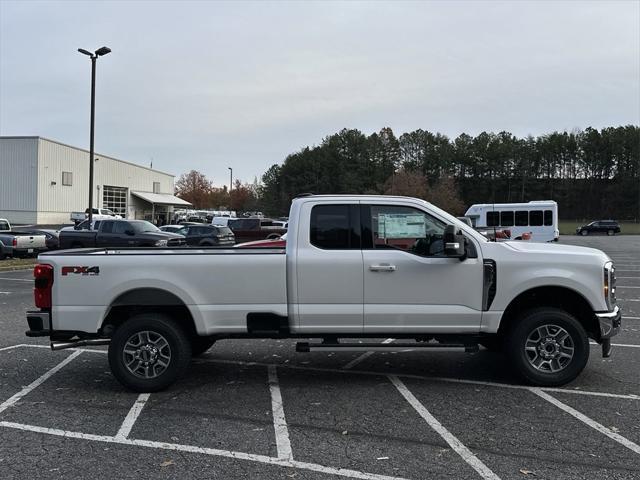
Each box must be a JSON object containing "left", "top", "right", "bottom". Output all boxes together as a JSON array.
[{"left": 296, "top": 342, "right": 479, "bottom": 353}]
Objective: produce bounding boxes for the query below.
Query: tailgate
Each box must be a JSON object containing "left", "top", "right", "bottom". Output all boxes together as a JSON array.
[{"left": 16, "top": 234, "right": 46, "bottom": 249}]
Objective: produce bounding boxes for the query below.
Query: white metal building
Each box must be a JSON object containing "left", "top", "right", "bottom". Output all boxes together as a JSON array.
[{"left": 0, "top": 136, "right": 191, "bottom": 225}]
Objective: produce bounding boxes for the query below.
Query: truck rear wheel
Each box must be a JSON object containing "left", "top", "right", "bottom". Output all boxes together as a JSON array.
[
  {"left": 505, "top": 308, "right": 589, "bottom": 386},
  {"left": 108, "top": 313, "right": 192, "bottom": 392}
]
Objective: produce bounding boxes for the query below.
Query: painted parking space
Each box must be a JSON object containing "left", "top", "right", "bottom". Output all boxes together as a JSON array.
[
  {"left": 129, "top": 361, "right": 279, "bottom": 456},
  {"left": 1, "top": 344, "right": 639, "bottom": 479},
  {"left": 400, "top": 379, "right": 640, "bottom": 479},
  {"left": 0, "top": 347, "right": 74, "bottom": 408},
  {"left": 548, "top": 392, "right": 640, "bottom": 447},
  {"left": 1, "top": 352, "right": 139, "bottom": 436},
  {"left": 276, "top": 368, "right": 480, "bottom": 479}
]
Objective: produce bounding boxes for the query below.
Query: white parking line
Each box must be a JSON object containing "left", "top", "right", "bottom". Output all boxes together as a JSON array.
[
  {"left": 0, "top": 277, "right": 32, "bottom": 282},
  {"left": 529, "top": 388, "right": 640, "bottom": 455},
  {"left": 590, "top": 341, "right": 640, "bottom": 348},
  {"left": 624, "top": 316, "right": 640, "bottom": 320},
  {"left": 618, "top": 286, "right": 640, "bottom": 289},
  {"left": 343, "top": 338, "right": 394, "bottom": 370},
  {"left": 0, "top": 350, "right": 82, "bottom": 414},
  {"left": 267, "top": 365, "right": 293, "bottom": 461},
  {"left": 198, "top": 357, "right": 640, "bottom": 400},
  {"left": 115, "top": 393, "right": 150, "bottom": 440},
  {"left": 0, "top": 344, "right": 26, "bottom": 352},
  {"left": 621, "top": 299, "right": 640, "bottom": 302},
  {"left": 0, "top": 421, "right": 407, "bottom": 480},
  {"left": 389, "top": 375, "right": 501, "bottom": 480}
]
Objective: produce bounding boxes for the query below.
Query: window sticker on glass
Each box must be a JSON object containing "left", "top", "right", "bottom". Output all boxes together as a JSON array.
[{"left": 378, "top": 213, "right": 426, "bottom": 239}]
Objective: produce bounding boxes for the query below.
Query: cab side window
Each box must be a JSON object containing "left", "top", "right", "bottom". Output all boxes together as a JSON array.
[
  {"left": 310, "top": 205, "right": 359, "bottom": 249},
  {"left": 365, "top": 205, "right": 446, "bottom": 257}
]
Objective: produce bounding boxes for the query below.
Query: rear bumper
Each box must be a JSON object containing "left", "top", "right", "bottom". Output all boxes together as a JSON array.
[{"left": 26, "top": 311, "right": 51, "bottom": 337}]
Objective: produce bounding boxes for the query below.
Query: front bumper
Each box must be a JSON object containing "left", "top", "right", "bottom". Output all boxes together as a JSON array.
[
  {"left": 596, "top": 305, "right": 622, "bottom": 339},
  {"left": 595, "top": 305, "right": 621, "bottom": 358}
]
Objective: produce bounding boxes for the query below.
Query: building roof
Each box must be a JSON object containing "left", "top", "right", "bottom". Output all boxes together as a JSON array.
[
  {"left": 0, "top": 136, "right": 174, "bottom": 178},
  {"left": 131, "top": 191, "right": 192, "bottom": 206}
]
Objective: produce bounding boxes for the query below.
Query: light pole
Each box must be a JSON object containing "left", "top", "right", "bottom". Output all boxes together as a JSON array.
[
  {"left": 228, "top": 167, "right": 233, "bottom": 192},
  {"left": 78, "top": 46, "right": 111, "bottom": 227}
]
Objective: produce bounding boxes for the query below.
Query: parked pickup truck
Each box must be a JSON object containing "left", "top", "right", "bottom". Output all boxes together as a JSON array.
[
  {"left": 26, "top": 195, "right": 621, "bottom": 392},
  {"left": 0, "top": 219, "right": 47, "bottom": 259},
  {"left": 228, "top": 217, "right": 287, "bottom": 243},
  {"left": 70, "top": 208, "right": 122, "bottom": 224},
  {"left": 58, "top": 219, "right": 186, "bottom": 249}
]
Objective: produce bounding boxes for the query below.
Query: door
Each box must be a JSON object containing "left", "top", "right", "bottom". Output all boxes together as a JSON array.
[
  {"left": 295, "top": 203, "right": 364, "bottom": 334},
  {"left": 361, "top": 204, "right": 484, "bottom": 334},
  {"left": 99, "top": 221, "right": 135, "bottom": 247}
]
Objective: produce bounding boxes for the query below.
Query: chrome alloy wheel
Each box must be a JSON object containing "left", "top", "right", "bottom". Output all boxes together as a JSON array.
[
  {"left": 524, "top": 324, "right": 574, "bottom": 373},
  {"left": 123, "top": 331, "right": 172, "bottom": 379}
]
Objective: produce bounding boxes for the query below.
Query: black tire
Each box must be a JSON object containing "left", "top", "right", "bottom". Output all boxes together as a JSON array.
[
  {"left": 580, "top": 230, "right": 588, "bottom": 236},
  {"left": 108, "top": 313, "right": 192, "bottom": 392},
  {"left": 505, "top": 307, "right": 589, "bottom": 386},
  {"left": 607, "top": 230, "right": 614, "bottom": 236},
  {"left": 191, "top": 337, "right": 216, "bottom": 357},
  {"left": 479, "top": 336, "right": 503, "bottom": 352}
]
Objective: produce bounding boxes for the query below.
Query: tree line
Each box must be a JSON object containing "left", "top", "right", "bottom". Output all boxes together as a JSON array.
[
  {"left": 259, "top": 126, "right": 639, "bottom": 220},
  {"left": 176, "top": 125, "right": 639, "bottom": 220}
]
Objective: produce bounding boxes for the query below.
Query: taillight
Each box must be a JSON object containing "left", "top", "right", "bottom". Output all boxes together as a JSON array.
[
  {"left": 34, "top": 264, "right": 54, "bottom": 309},
  {"left": 12, "top": 237, "right": 17, "bottom": 247}
]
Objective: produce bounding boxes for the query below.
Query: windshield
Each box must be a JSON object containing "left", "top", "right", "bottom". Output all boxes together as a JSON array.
[
  {"left": 131, "top": 221, "right": 160, "bottom": 233},
  {"left": 0, "top": 220, "right": 9, "bottom": 231}
]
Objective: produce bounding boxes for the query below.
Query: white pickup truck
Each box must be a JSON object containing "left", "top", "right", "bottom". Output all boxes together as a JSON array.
[
  {"left": 0, "top": 219, "right": 47, "bottom": 259},
  {"left": 26, "top": 195, "right": 621, "bottom": 392}
]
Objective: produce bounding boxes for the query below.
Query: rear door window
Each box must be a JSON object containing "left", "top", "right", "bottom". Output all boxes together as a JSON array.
[
  {"left": 310, "top": 205, "right": 358, "bottom": 249},
  {"left": 112, "top": 222, "right": 129, "bottom": 234},
  {"left": 544, "top": 210, "right": 553, "bottom": 226},
  {"left": 101, "top": 221, "right": 114, "bottom": 233}
]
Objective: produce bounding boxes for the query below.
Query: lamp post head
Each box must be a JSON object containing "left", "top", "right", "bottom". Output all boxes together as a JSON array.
[
  {"left": 95, "top": 46, "right": 111, "bottom": 56},
  {"left": 78, "top": 48, "right": 93, "bottom": 57}
]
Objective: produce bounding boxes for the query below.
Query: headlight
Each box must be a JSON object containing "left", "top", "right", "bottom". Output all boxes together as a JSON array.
[
  {"left": 604, "top": 261, "right": 616, "bottom": 310},
  {"left": 154, "top": 239, "right": 168, "bottom": 247}
]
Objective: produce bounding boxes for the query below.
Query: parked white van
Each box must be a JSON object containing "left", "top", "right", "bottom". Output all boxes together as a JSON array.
[{"left": 465, "top": 201, "right": 559, "bottom": 243}]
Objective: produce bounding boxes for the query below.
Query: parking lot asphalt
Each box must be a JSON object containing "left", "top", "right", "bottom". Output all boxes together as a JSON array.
[{"left": 0, "top": 235, "right": 639, "bottom": 479}]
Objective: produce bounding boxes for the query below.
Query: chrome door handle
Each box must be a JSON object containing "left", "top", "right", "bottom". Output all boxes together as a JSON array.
[{"left": 369, "top": 264, "right": 396, "bottom": 272}]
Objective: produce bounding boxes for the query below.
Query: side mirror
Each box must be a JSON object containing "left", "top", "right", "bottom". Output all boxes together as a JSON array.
[
  {"left": 443, "top": 224, "right": 466, "bottom": 259},
  {"left": 125, "top": 229, "right": 135, "bottom": 236}
]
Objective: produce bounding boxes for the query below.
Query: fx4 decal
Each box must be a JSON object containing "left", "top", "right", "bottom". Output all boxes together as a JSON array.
[{"left": 61, "top": 266, "right": 100, "bottom": 276}]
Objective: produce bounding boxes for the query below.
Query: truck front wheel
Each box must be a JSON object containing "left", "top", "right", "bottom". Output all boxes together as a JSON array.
[
  {"left": 108, "top": 313, "right": 192, "bottom": 392},
  {"left": 505, "top": 308, "right": 589, "bottom": 386}
]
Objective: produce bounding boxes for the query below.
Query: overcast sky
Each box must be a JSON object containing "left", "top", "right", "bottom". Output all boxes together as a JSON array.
[{"left": 1, "top": 0, "right": 638, "bottom": 186}]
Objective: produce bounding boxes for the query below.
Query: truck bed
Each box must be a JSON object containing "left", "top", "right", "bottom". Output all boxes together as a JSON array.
[{"left": 39, "top": 247, "right": 287, "bottom": 335}]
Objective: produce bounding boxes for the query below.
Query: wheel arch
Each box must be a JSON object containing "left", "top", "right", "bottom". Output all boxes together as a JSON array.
[
  {"left": 498, "top": 286, "right": 599, "bottom": 340},
  {"left": 101, "top": 287, "right": 198, "bottom": 338}
]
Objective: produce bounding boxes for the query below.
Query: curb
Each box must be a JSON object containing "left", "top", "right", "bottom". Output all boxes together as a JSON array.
[{"left": 0, "top": 267, "right": 34, "bottom": 273}]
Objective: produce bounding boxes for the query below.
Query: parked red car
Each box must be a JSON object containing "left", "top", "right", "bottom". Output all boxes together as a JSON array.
[{"left": 235, "top": 233, "right": 287, "bottom": 248}]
